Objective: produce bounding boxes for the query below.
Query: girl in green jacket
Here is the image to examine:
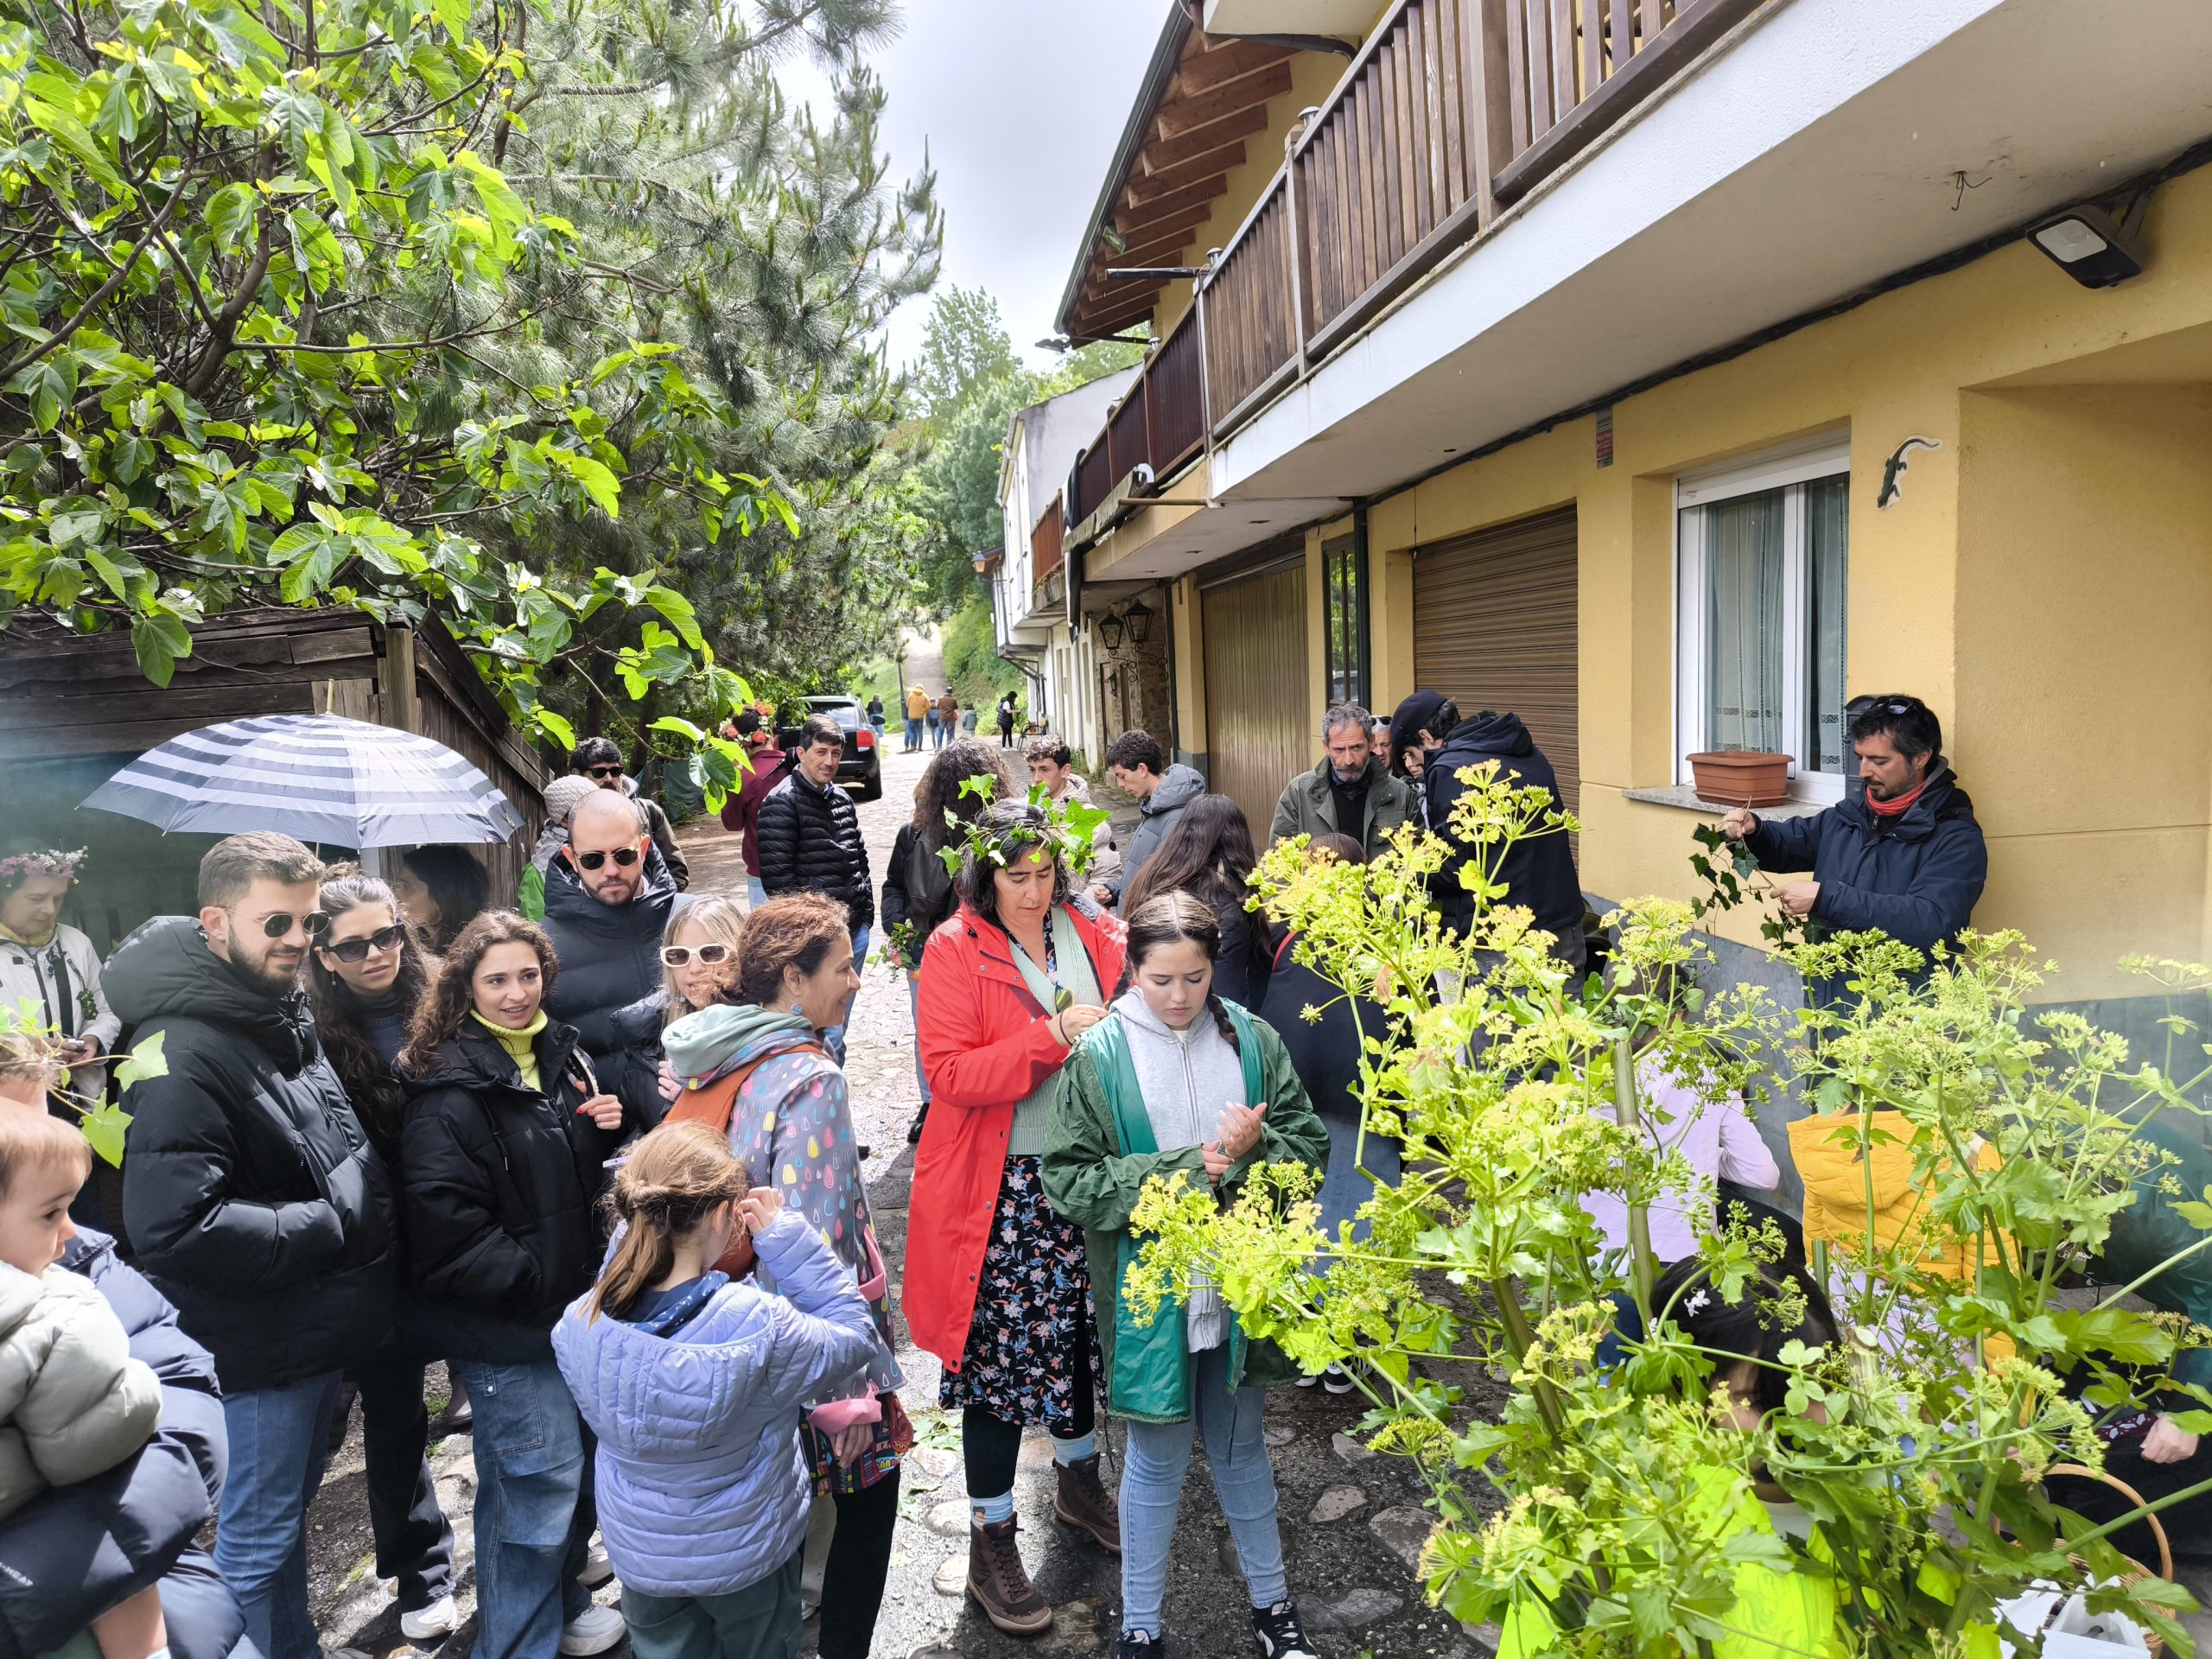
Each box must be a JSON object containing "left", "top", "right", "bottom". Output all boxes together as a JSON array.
[{"left": 1042, "top": 891, "right": 1331, "bottom": 1659}]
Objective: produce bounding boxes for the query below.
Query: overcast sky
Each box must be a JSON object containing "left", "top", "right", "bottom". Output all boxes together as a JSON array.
[{"left": 778, "top": 0, "right": 1167, "bottom": 370}]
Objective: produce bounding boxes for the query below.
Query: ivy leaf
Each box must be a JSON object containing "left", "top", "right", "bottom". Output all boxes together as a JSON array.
[
  {"left": 110, "top": 1030, "right": 166, "bottom": 1091},
  {"left": 79, "top": 1101, "right": 132, "bottom": 1167}
]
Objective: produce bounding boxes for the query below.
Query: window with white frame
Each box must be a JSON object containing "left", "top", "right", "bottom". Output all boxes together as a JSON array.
[{"left": 1675, "top": 435, "right": 1850, "bottom": 798}]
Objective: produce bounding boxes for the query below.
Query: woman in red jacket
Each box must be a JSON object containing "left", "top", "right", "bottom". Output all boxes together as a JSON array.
[{"left": 904, "top": 801, "right": 1128, "bottom": 1636}]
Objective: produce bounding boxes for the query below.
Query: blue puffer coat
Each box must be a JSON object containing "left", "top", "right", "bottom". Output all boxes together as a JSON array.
[
  {"left": 551, "top": 1208, "right": 877, "bottom": 1599},
  {"left": 0, "top": 1230, "right": 250, "bottom": 1659},
  {"left": 1743, "top": 767, "right": 1987, "bottom": 1000}
]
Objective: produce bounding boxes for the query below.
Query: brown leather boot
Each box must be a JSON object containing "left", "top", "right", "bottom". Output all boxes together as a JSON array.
[
  {"left": 1052, "top": 1452, "right": 1123, "bottom": 1554},
  {"left": 968, "top": 1516, "right": 1052, "bottom": 1636}
]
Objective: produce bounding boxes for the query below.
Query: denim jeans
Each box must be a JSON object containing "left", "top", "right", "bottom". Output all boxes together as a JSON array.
[
  {"left": 454, "top": 1357, "right": 588, "bottom": 1659},
  {"left": 931, "top": 719, "right": 946, "bottom": 751},
  {"left": 820, "top": 926, "right": 868, "bottom": 1066},
  {"left": 747, "top": 876, "right": 768, "bottom": 911},
  {"left": 905, "top": 975, "right": 930, "bottom": 1103},
  {"left": 1313, "top": 1118, "right": 1401, "bottom": 1273},
  {"left": 1120, "top": 1344, "right": 1288, "bottom": 1637},
  {"left": 904, "top": 718, "right": 922, "bottom": 750},
  {"left": 217, "top": 1370, "right": 344, "bottom": 1659}
]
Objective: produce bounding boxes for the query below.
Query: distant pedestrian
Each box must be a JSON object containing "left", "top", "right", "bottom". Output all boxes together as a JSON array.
[
  {"left": 866, "top": 693, "right": 885, "bottom": 734},
  {"left": 904, "top": 685, "right": 930, "bottom": 753},
  {"left": 1721, "top": 693, "right": 1986, "bottom": 1003},
  {"left": 881, "top": 741, "right": 1015, "bottom": 1144},
  {"left": 1121, "top": 794, "right": 1273, "bottom": 1007},
  {"left": 754, "top": 715, "right": 873, "bottom": 1065},
  {"left": 1042, "top": 890, "right": 1328, "bottom": 1659},
  {"left": 554, "top": 1122, "right": 876, "bottom": 1659},
  {"left": 1093, "top": 731, "right": 1205, "bottom": 909},
  {"left": 719, "top": 722, "right": 794, "bottom": 910},
  {"left": 397, "top": 912, "right": 628, "bottom": 1659},
  {"left": 519, "top": 776, "right": 600, "bottom": 922},
  {"left": 902, "top": 804, "right": 1126, "bottom": 1636},
  {"left": 574, "top": 736, "right": 691, "bottom": 892},
  {"left": 306, "top": 871, "right": 459, "bottom": 1643},
  {"left": 0, "top": 846, "right": 117, "bottom": 1113},
  {"left": 1426, "top": 709, "right": 1586, "bottom": 969},
  {"left": 109, "top": 833, "right": 395, "bottom": 1659},
  {"left": 996, "top": 693, "right": 1018, "bottom": 748},
  {"left": 1268, "top": 702, "right": 1416, "bottom": 860},
  {"left": 659, "top": 895, "right": 909, "bottom": 1659},
  {"left": 391, "top": 843, "right": 489, "bottom": 955},
  {"left": 934, "top": 690, "right": 958, "bottom": 753}
]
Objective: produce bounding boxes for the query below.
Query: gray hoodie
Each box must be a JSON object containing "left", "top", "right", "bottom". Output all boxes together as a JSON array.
[
  {"left": 1109, "top": 762, "right": 1207, "bottom": 903},
  {"left": 1111, "top": 988, "right": 1243, "bottom": 1351}
]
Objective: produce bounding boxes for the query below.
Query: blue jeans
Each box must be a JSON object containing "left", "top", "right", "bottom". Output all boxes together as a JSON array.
[
  {"left": 217, "top": 1370, "right": 344, "bottom": 1659},
  {"left": 904, "top": 717, "right": 922, "bottom": 750},
  {"left": 455, "top": 1358, "right": 588, "bottom": 1659},
  {"left": 1313, "top": 1118, "right": 1401, "bottom": 1273},
  {"left": 821, "top": 927, "right": 867, "bottom": 1066},
  {"left": 747, "top": 876, "right": 768, "bottom": 910},
  {"left": 906, "top": 975, "right": 930, "bottom": 1103},
  {"left": 1120, "top": 1344, "right": 1288, "bottom": 1638}
]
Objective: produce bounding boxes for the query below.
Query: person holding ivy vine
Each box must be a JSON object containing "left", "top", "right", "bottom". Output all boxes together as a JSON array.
[{"left": 900, "top": 800, "right": 1127, "bottom": 1637}]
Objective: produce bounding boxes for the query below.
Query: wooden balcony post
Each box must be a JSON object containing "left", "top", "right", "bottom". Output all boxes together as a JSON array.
[
  {"left": 1281, "top": 132, "right": 1309, "bottom": 377},
  {"left": 1468, "top": 0, "right": 1515, "bottom": 226},
  {"left": 1196, "top": 259, "right": 1217, "bottom": 451}
]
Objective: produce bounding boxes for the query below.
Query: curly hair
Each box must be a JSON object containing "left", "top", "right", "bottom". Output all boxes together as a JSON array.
[
  {"left": 732, "top": 893, "right": 852, "bottom": 1009},
  {"left": 954, "top": 802, "right": 1071, "bottom": 931},
  {"left": 912, "top": 739, "right": 1015, "bottom": 835},
  {"left": 308, "top": 872, "right": 434, "bottom": 1142},
  {"left": 398, "top": 910, "right": 557, "bottom": 1077}
]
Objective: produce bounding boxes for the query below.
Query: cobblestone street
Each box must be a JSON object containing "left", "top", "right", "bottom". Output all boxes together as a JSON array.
[{"left": 300, "top": 665, "right": 1484, "bottom": 1659}]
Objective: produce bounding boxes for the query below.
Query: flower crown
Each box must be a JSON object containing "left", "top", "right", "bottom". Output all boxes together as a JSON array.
[
  {"left": 0, "top": 848, "right": 86, "bottom": 886},
  {"left": 937, "top": 777, "right": 1113, "bottom": 881}
]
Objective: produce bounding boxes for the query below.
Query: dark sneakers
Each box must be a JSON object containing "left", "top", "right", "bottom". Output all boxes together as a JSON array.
[
  {"left": 1117, "top": 1632, "right": 1166, "bottom": 1658},
  {"left": 1053, "top": 1452, "right": 1123, "bottom": 1554},
  {"left": 1251, "top": 1600, "right": 1321, "bottom": 1659},
  {"left": 967, "top": 1517, "right": 1052, "bottom": 1635},
  {"left": 906, "top": 1102, "right": 930, "bottom": 1142}
]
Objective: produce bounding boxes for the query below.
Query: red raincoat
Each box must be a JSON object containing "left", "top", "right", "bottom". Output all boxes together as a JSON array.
[{"left": 901, "top": 900, "right": 1127, "bottom": 1370}]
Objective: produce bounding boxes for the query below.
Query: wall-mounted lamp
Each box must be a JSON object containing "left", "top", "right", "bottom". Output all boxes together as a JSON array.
[
  {"left": 2028, "top": 198, "right": 2148, "bottom": 289},
  {"left": 1096, "top": 612, "right": 1125, "bottom": 652},
  {"left": 1122, "top": 596, "right": 1154, "bottom": 645}
]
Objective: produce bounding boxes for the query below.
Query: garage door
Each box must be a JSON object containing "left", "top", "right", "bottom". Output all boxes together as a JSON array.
[
  {"left": 1414, "top": 507, "right": 1579, "bottom": 812},
  {"left": 1203, "top": 556, "right": 1309, "bottom": 835}
]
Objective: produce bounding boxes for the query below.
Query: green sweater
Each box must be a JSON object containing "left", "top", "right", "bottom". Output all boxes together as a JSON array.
[{"left": 1042, "top": 1003, "right": 1329, "bottom": 1422}]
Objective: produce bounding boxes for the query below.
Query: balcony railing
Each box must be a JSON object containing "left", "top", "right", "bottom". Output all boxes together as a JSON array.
[
  {"left": 1031, "top": 493, "right": 1065, "bottom": 613},
  {"left": 1067, "top": 307, "right": 1209, "bottom": 527}
]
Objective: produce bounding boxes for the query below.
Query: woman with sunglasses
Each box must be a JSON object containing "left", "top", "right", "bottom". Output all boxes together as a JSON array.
[
  {"left": 306, "top": 872, "right": 461, "bottom": 1644},
  {"left": 655, "top": 893, "right": 905, "bottom": 1659},
  {"left": 397, "top": 912, "right": 629, "bottom": 1659}
]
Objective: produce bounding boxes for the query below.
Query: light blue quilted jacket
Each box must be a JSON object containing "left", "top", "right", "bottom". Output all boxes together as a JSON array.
[{"left": 552, "top": 1209, "right": 878, "bottom": 1598}]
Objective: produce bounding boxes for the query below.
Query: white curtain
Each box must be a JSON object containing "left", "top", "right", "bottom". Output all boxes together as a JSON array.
[
  {"left": 1805, "top": 477, "right": 1849, "bottom": 772},
  {"left": 1705, "top": 490, "right": 1784, "bottom": 753}
]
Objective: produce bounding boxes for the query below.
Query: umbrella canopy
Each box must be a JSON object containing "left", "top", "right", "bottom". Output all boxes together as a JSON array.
[{"left": 83, "top": 714, "right": 525, "bottom": 848}]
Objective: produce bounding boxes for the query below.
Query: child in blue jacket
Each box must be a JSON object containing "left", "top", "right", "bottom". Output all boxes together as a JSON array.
[{"left": 552, "top": 1122, "right": 877, "bottom": 1659}]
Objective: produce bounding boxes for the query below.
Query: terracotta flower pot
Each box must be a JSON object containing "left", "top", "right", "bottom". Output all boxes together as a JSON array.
[{"left": 1687, "top": 751, "right": 1791, "bottom": 808}]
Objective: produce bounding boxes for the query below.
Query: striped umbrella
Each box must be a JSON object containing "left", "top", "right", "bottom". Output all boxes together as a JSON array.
[{"left": 82, "top": 714, "right": 525, "bottom": 848}]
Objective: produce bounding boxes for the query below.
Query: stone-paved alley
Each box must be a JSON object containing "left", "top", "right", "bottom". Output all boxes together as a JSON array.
[{"left": 301, "top": 659, "right": 1482, "bottom": 1659}]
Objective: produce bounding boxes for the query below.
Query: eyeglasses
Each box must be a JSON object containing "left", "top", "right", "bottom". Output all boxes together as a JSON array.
[
  {"left": 570, "top": 844, "right": 642, "bottom": 871},
  {"left": 325, "top": 923, "right": 407, "bottom": 963},
  {"left": 245, "top": 910, "right": 330, "bottom": 940},
  {"left": 659, "top": 943, "right": 732, "bottom": 968},
  {"left": 585, "top": 765, "right": 623, "bottom": 779}
]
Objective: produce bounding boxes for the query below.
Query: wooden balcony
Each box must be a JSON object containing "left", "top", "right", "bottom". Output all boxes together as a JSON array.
[
  {"left": 1067, "top": 308, "right": 1209, "bottom": 528},
  {"left": 1031, "top": 493, "right": 1065, "bottom": 614}
]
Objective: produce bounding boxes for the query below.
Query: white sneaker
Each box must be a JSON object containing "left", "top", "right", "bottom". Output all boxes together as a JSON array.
[
  {"left": 559, "top": 1605, "right": 625, "bottom": 1656},
  {"left": 399, "top": 1597, "right": 461, "bottom": 1642},
  {"left": 577, "top": 1541, "right": 615, "bottom": 1588}
]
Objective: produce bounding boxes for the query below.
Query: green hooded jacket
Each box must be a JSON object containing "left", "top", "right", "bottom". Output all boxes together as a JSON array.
[{"left": 1041, "top": 1000, "right": 1329, "bottom": 1423}]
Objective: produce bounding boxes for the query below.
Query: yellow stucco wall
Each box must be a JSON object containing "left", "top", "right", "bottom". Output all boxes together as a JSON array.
[
  {"left": 1172, "top": 575, "right": 1206, "bottom": 761},
  {"left": 1360, "top": 162, "right": 2212, "bottom": 992}
]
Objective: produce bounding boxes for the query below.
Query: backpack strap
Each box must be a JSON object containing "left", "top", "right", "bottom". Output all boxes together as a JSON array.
[{"left": 664, "top": 1042, "right": 829, "bottom": 1136}]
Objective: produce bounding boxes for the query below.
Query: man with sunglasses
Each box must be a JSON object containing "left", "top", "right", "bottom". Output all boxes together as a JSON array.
[
  {"left": 571, "top": 734, "right": 690, "bottom": 893},
  {"left": 107, "top": 832, "right": 397, "bottom": 1659},
  {"left": 1721, "top": 693, "right": 1987, "bottom": 1001},
  {"left": 754, "top": 713, "right": 874, "bottom": 1063},
  {"left": 540, "top": 790, "right": 687, "bottom": 1130}
]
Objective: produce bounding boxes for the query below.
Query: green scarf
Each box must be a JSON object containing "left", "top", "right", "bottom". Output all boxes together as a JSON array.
[{"left": 472, "top": 1007, "right": 548, "bottom": 1091}]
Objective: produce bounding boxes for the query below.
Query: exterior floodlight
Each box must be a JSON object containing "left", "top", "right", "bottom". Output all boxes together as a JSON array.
[{"left": 2027, "top": 202, "right": 2146, "bottom": 288}]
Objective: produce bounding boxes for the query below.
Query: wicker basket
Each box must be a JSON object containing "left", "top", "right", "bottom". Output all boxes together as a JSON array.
[{"left": 2050, "top": 1462, "right": 2173, "bottom": 1656}]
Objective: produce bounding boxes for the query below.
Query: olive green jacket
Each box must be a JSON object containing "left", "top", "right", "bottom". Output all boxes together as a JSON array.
[{"left": 1041, "top": 1003, "right": 1328, "bottom": 1422}]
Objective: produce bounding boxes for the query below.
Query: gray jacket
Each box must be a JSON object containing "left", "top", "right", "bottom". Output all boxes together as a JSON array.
[
  {"left": 1107, "top": 763, "right": 1208, "bottom": 903},
  {"left": 0, "top": 1265, "right": 162, "bottom": 1521},
  {"left": 1268, "top": 756, "right": 1414, "bottom": 859}
]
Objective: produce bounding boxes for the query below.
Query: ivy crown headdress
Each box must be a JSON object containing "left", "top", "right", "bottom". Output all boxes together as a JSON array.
[{"left": 938, "top": 776, "right": 1114, "bottom": 880}]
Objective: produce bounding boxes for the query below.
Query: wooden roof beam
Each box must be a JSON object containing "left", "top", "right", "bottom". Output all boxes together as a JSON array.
[
  {"left": 1070, "top": 295, "right": 1162, "bottom": 340},
  {"left": 1145, "top": 104, "right": 1270, "bottom": 171},
  {"left": 1126, "top": 140, "right": 1249, "bottom": 205},
  {"left": 1105, "top": 199, "right": 1217, "bottom": 249},
  {"left": 1154, "top": 60, "right": 1292, "bottom": 141},
  {"left": 1171, "top": 37, "right": 1295, "bottom": 97},
  {"left": 1114, "top": 174, "right": 1228, "bottom": 231}
]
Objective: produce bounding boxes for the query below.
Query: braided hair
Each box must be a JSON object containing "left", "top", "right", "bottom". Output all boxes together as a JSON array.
[
  {"left": 589, "top": 1121, "right": 752, "bottom": 1321},
  {"left": 1119, "top": 890, "right": 1241, "bottom": 1052}
]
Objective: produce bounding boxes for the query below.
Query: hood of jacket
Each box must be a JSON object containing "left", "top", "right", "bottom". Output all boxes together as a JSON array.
[
  {"left": 1142, "top": 763, "right": 1207, "bottom": 819},
  {"left": 530, "top": 822, "right": 569, "bottom": 874},
  {"left": 662, "top": 1004, "right": 814, "bottom": 1085},
  {"left": 541, "top": 847, "right": 678, "bottom": 939},
  {"left": 1434, "top": 709, "right": 1535, "bottom": 767},
  {"left": 103, "top": 914, "right": 318, "bottom": 1073}
]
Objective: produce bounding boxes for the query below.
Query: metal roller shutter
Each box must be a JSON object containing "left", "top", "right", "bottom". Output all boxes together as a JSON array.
[
  {"left": 1413, "top": 507, "right": 1580, "bottom": 812},
  {"left": 1203, "top": 557, "right": 1309, "bottom": 835}
]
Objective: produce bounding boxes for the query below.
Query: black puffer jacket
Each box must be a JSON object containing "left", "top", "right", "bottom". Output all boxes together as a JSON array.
[
  {"left": 1425, "top": 711, "right": 1586, "bottom": 965},
  {"left": 397, "top": 1020, "right": 618, "bottom": 1363},
  {"left": 880, "top": 823, "right": 959, "bottom": 968},
  {"left": 540, "top": 849, "right": 680, "bottom": 1127},
  {"left": 110, "top": 917, "right": 395, "bottom": 1392},
  {"left": 756, "top": 772, "right": 874, "bottom": 928},
  {"left": 0, "top": 1229, "right": 246, "bottom": 1659}
]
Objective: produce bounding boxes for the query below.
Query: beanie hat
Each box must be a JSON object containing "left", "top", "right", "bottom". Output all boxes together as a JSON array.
[{"left": 543, "top": 775, "right": 597, "bottom": 828}]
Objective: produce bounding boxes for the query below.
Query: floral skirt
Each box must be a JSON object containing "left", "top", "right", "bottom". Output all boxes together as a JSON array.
[{"left": 938, "top": 1154, "right": 1102, "bottom": 1433}]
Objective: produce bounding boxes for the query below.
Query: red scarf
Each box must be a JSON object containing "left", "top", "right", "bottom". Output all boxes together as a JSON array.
[{"left": 1866, "top": 778, "right": 1929, "bottom": 818}]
